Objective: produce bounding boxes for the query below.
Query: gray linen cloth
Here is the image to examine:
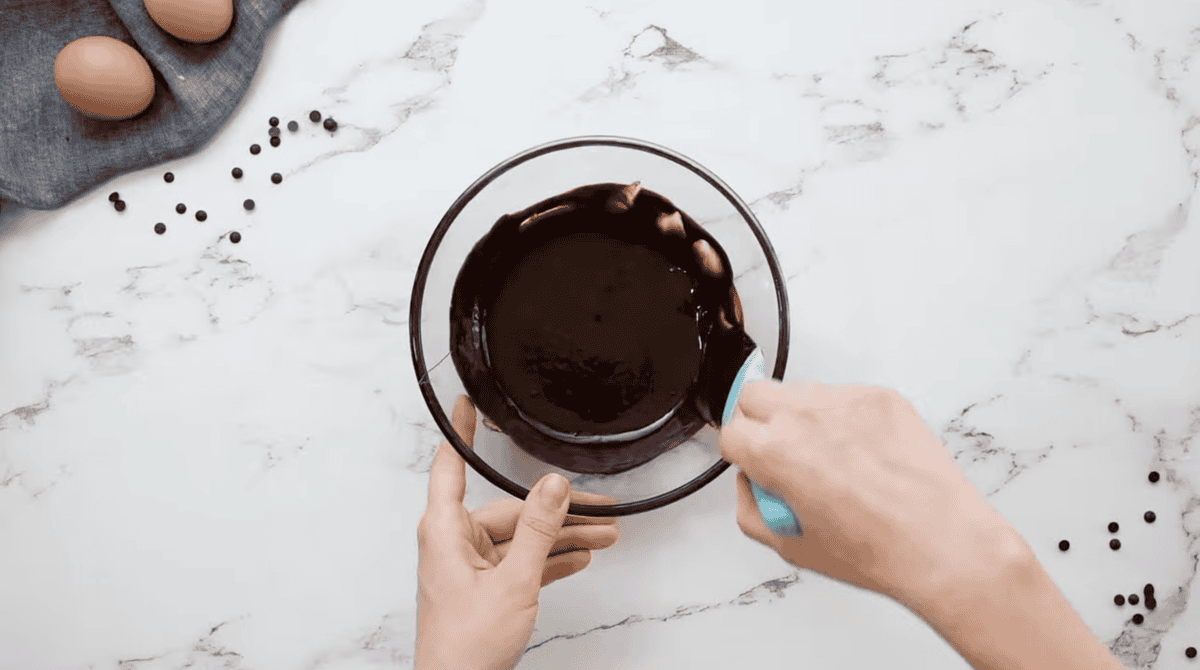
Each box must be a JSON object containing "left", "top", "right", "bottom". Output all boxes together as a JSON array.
[{"left": 0, "top": 0, "right": 304, "bottom": 213}]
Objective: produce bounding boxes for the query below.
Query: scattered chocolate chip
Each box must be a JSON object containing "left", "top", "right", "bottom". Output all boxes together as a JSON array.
[
  {"left": 1109, "top": 522, "right": 1119, "bottom": 533},
  {"left": 1059, "top": 540, "right": 1070, "bottom": 551},
  {"left": 154, "top": 222, "right": 165, "bottom": 235},
  {"left": 269, "top": 116, "right": 279, "bottom": 127},
  {"left": 1149, "top": 471, "right": 1160, "bottom": 483},
  {"left": 1145, "top": 511, "right": 1156, "bottom": 523},
  {"left": 1186, "top": 647, "right": 1196, "bottom": 658},
  {"left": 1115, "top": 595, "right": 1125, "bottom": 606},
  {"left": 1146, "top": 598, "right": 1156, "bottom": 610},
  {"left": 270, "top": 136, "right": 281, "bottom": 147},
  {"left": 323, "top": 117, "right": 337, "bottom": 131},
  {"left": 269, "top": 127, "right": 280, "bottom": 138},
  {"left": 108, "top": 191, "right": 119, "bottom": 202},
  {"left": 287, "top": 120, "right": 298, "bottom": 132},
  {"left": 243, "top": 199, "right": 254, "bottom": 211},
  {"left": 195, "top": 210, "right": 206, "bottom": 222},
  {"left": 176, "top": 203, "right": 186, "bottom": 214},
  {"left": 1132, "top": 614, "right": 1143, "bottom": 625},
  {"left": 114, "top": 200, "right": 126, "bottom": 211},
  {"left": 1145, "top": 583, "right": 1155, "bottom": 596},
  {"left": 232, "top": 167, "right": 243, "bottom": 179},
  {"left": 230, "top": 231, "right": 241, "bottom": 243},
  {"left": 1129, "top": 594, "right": 1140, "bottom": 605},
  {"left": 1110, "top": 539, "right": 1121, "bottom": 550},
  {"left": 164, "top": 172, "right": 174, "bottom": 183},
  {"left": 271, "top": 172, "right": 282, "bottom": 184},
  {"left": 310, "top": 110, "right": 321, "bottom": 122},
  {"left": 250, "top": 144, "right": 261, "bottom": 155}
]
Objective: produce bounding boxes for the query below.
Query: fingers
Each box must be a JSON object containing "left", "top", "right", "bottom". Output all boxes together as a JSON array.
[
  {"left": 500, "top": 474, "right": 572, "bottom": 588},
  {"left": 734, "top": 469, "right": 779, "bottom": 552},
  {"left": 426, "top": 395, "right": 477, "bottom": 510},
  {"left": 471, "top": 486, "right": 620, "bottom": 544},
  {"left": 541, "top": 549, "right": 593, "bottom": 587},
  {"left": 493, "top": 522, "right": 619, "bottom": 560}
]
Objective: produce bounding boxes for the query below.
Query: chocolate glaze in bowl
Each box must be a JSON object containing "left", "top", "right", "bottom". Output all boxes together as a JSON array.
[{"left": 450, "top": 182, "right": 751, "bottom": 475}]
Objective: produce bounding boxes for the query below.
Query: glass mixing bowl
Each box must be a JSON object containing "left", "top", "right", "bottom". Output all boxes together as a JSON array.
[{"left": 410, "top": 136, "right": 789, "bottom": 517}]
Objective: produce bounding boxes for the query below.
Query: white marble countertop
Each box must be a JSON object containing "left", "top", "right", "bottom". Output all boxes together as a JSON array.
[{"left": 2, "top": 0, "right": 1199, "bottom": 668}]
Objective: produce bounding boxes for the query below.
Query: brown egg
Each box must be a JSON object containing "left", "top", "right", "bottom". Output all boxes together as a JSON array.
[
  {"left": 54, "top": 36, "right": 155, "bottom": 120},
  {"left": 144, "top": 0, "right": 233, "bottom": 43}
]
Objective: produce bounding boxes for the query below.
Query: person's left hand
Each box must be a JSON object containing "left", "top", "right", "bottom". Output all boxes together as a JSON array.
[{"left": 415, "top": 395, "right": 621, "bottom": 670}]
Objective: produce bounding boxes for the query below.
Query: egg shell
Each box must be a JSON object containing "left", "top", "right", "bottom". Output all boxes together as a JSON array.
[
  {"left": 144, "top": 0, "right": 234, "bottom": 44},
  {"left": 54, "top": 36, "right": 155, "bottom": 121}
]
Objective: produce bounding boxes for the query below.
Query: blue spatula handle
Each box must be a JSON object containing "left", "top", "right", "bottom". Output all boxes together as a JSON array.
[{"left": 721, "top": 349, "right": 802, "bottom": 537}]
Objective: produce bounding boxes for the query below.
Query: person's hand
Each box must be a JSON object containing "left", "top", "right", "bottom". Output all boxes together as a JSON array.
[
  {"left": 720, "top": 380, "right": 1029, "bottom": 606},
  {"left": 415, "top": 395, "right": 621, "bottom": 670}
]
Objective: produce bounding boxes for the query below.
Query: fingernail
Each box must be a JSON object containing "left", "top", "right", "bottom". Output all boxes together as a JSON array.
[{"left": 540, "top": 474, "right": 569, "bottom": 508}]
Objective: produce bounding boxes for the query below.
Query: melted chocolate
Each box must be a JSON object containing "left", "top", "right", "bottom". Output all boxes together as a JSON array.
[{"left": 450, "top": 182, "right": 754, "bottom": 475}]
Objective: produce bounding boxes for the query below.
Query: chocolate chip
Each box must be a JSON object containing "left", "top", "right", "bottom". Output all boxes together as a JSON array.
[
  {"left": 176, "top": 203, "right": 186, "bottom": 214},
  {"left": 1132, "top": 614, "right": 1143, "bottom": 625},
  {"left": 1145, "top": 583, "right": 1155, "bottom": 596},
  {"left": 271, "top": 172, "right": 282, "bottom": 184},
  {"left": 1186, "top": 647, "right": 1196, "bottom": 658},
  {"left": 1059, "top": 540, "right": 1069, "bottom": 551},
  {"left": 195, "top": 210, "right": 207, "bottom": 222},
  {"left": 1146, "top": 597, "right": 1156, "bottom": 610},
  {"left": 164, "top": 172, "right": 174, "bottom": 183},
  {"left": 1149, "top": 471, "right": 1160, "bottom": 483},
  {"left": 310, "top": 110, "right": 321, "bottom": 122},
  {"left": 1129, "top": 594, "right": 1139, "bottom": 605},
  {"left": 108, "top": 191, "right": 119, "bottom": 202},
  {"left": 1110, "top": 539, "right": 1121, "bottom": 550},
  {"left": 243, "top": 199, "right": 254, "bottom": 211},
  {"left": 269, "top": 127, "right": 280, "bottom": 138},
  {"left": 232, "top": 167, "right": 243, "bottom": 179},
  {"left": 114, "top": 200, "right": 125, "bottom": 212},
  {"left": 270, "top": 136, "right": 281, "bottom": 147},
  {"left": 230, "top": 231, "right": 241, "bottom": 244},
  {"left": 154, "top": 222, "right": 165, "bottom": 235},
  {"left": 1145, "top": 511, "right": 1156, "bottom": 523},
  {"left": 269, "top": 116, "right": 279, "bottom": 127},
  {"left": 1115, "top": 595, "right": 1125, "bottom": 606},
  {"left": 323, "top": 117, "right": 337, "bottom": 131},
  {"left": 250, "top": 144, "right": 261, "bottom": 155},
  {"left": 1109, "top": 522, "right": 1119, "bottom": 533},
  {"left": 287, "top": 120, "right": 298, "bottom": 132}
]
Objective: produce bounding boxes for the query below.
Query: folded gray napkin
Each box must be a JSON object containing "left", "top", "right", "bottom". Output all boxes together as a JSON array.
[{"left": 0, "top": 0, "right": 304, "bottom": 212}]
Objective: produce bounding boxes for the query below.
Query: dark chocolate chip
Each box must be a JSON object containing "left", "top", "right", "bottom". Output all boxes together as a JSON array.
[
  {"left": 1110, "top": 539, "right": 1121, "bottom": 550},
  {"left": 195, "top": 210, "right": 207, "bottom": 222},
  {"left": 232, "top": 167, "right": 243, "bottom": 179},
  {"left": 269, "top": 116, "right": 279, "bottom": 127},
  {"left": 164, "top": 172, "right": 174, "bottom": 183},
  {"left": 1132, "top": 614, "right": 1143, "bottom": 625},
  {"left": 271, "top": 172, "right": 282, "bottom": 184},
  {"left": 1059, "top": 540, "right": 1070, "bottom": 551},
  {"left": 1129, "top": 594, "right": 1139, "bottom": 605},
  {"left": 1115, "top": 594, "right": 1125, "bottom": 606},
  {"left": 154, "top": 222, "right": 165, "bottom": 235},
  {"left": 310, "top": 110, "right": 321, "bottom": 122},
  {"left": 243, "top": 199, "right": 254, "bottom": 211},
  {"left": 270, "top": 136, "right": 280, "bottom": 147},
  {"left": 1109, "top": 522, "right": 1119, "bottom": 533},
  {"left": 230, "top": 231, "right": 241, "bottom": 244},
  {"left": 1145, "top": 511, "right": 1156, "bottom": 523},
  {"left": 108, "top": 192, "right": 119, "bottom": 202},
  {"left": 250, "top": 144, "right": 261, "bottom": 155},
  {"left": 1149, "top": 471, "right": 1160, "bottom": 483},
  {"left": 323, "top": 118, "right": 337, "bottom": 131},
  {"left": 1145, "top": 583, "right": 1154, "bottom": 596},
  {"left": 176, "top": 203, "right": 186, "bottom": 214},
  {"left": 1185, "top": 647, "right": 1196, "bottom": 658},
  {"left": 114, "top": 200, "right": 125, "bottom": 212},
  {"left": 1145, "top": 598, "right": 1156, "bottom": 610}
]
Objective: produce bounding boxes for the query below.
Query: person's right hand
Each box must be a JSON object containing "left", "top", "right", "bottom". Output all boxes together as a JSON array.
[{"left": 719, "top": 380, "right": 1031, "bottom": 607}]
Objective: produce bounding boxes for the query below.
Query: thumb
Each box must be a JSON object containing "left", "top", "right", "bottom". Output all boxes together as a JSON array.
[{"left": 500, "top": 473, "right": 571, "bottom": 589}]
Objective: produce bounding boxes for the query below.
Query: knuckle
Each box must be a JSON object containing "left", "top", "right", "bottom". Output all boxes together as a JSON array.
[{"left": 522, "top": 515, "right": 560, "bottom": 541}]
